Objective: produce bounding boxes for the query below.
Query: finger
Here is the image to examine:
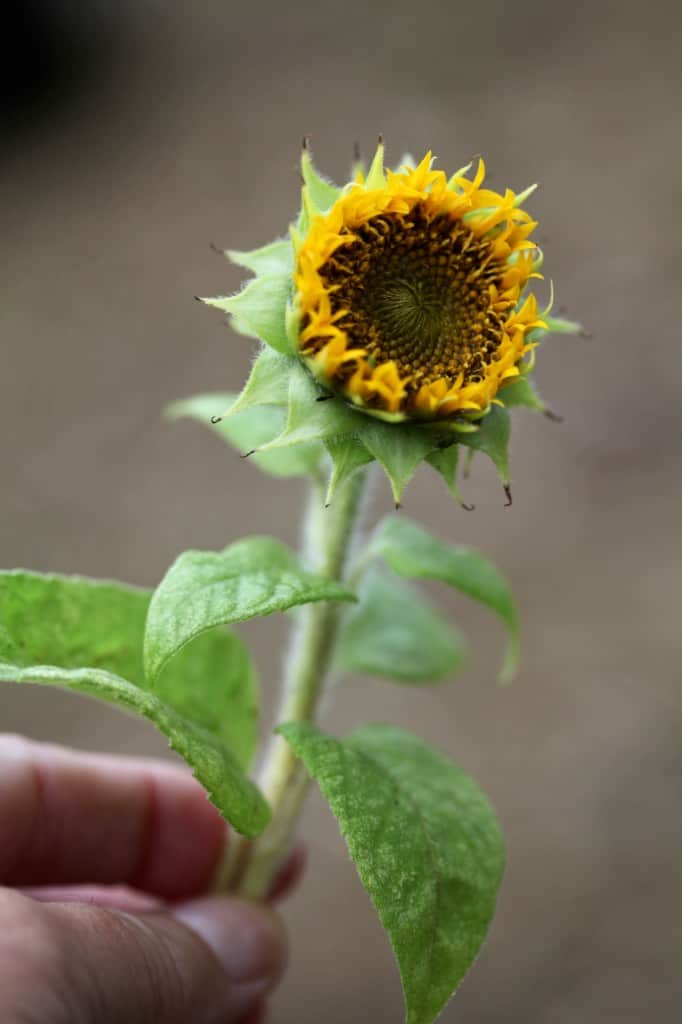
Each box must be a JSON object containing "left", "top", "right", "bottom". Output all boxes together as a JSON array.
[
  {"left": 0, "top": 734, "right": 226, "bottom": 897},
  {"left": 21, "top": 841, "right": 307, "bottom": 913},
  {"left": 0, "top": 887, "right": 287, "bottom": 1024},
  {"left": 20, "top": 885, "right": 165, "bottom": 914},
  {"left": 237, "top": 1000, "right": 268, "bottom": 1024}
]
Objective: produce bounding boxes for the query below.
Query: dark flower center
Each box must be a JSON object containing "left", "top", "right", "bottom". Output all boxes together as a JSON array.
[{"left": 317, "top": 204, "right": 507, "bottom": 386}]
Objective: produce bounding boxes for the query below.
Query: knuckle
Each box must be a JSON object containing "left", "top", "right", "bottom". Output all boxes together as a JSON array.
[{"left": 0, "top": 891, "right": 70, "bottom": 1023}]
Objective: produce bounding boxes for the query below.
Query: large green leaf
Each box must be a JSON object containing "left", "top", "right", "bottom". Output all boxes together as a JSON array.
[
  {"left": 0, "top": 571, "right": 267, "bottom": 836},
  {"left": 201, "top": 274, "right": 292, "bottom": 354},
  {"left": 280, "top": 722, "right": 505, "bottom": 1024},
  {"left": 335, "top": 570, "right": 465, "bottom": 683},
  {"left": 368, "top": 516, "right": 519, "bottom": 682},
  {"left": 166, "top": 393, "right": 322, "bottom": 478},
  {"left": 145, "top": 537, "right": 356, "bottom": 683}
]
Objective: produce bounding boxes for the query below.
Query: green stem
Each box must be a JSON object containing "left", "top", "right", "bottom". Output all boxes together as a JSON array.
[{"left": 215, "top": 469, "right": 368, "bottom": 899}]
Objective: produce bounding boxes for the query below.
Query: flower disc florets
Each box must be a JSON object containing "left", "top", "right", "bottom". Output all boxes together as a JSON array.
[{"left": 294, "top": 148, "right": 545, "bottom": 421}]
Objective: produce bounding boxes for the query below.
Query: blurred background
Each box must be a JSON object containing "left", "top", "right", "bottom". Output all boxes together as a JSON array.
[{"left": 2, "top": 1, "right": 681, "bottom": 1020}]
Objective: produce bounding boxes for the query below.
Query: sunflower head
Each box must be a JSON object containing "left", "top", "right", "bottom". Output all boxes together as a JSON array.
[{"left": 198, "top": 139, "right": 580, "bottom": 505}]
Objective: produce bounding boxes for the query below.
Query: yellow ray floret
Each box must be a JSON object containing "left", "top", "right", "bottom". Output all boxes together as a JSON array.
[{"left": 293, "top": 147, "right": 545, "bottom": 420}]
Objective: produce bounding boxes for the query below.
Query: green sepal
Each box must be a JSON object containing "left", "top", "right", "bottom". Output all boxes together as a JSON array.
[
  {"left": 513, "top": 183, "right": 538, "bottom": 208},
  {"left": 285, "top": 301, "right": 302, "bottom": 352},
  {"left": 0, "top": 571, "right": 267, "bottom": 836},
  {"left": 362, "top": 420, "right": 439, "bottom": 505},
  {"left": 229, "top": 347, "right": 294, "bottom": 412},
  {"left": 458, "top": 405, "right": 511, "bottom": 488},
  {"left": 166, "top": 393, "right": 322, "bottom": 479},
  {"left": 527, "top": 313, "right": 582, "bottom": 345},
  {"left": 144, "top": 537, "right": 356, "bottom": 684},
  {"left": 335, "top": 569, "right": 466, "bottom": 683},
  {"left": 499, "top": 376, "right": 546, "bottom": 413},
  {"left": 201, "top": 274, "right": 292, "bottom": 354},
  {"left": 324, "top": 437, "right": 374, "bottom": 505},
  {"left": 365, "top": 137, "right": 387, "bottom": 189},
  {"left": 227, "top": 238, "right": 294, "bottom": 277},
  {"left": 256, "top": 363, "right": 364, "bottom": 452},
  {"left": 426, "top": 445, "right": 473, "bottom": 509},
  {"left": 367, "top": 515, "right": 519, "bottom": 682},
  {"left": 543, "top": 314, "right": 583, "bottom": 335},
  {"left": 394, "top": 152, "right": 416, "bottom": 171},
  {"left": 301, "top": 143, "right": 342, "bottom": 213},
  {"left": 279, "top": 722, "right": 505, "bottom": 1024}
]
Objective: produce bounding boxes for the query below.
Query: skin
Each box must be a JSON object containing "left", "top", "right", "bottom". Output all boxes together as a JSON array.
[{"left": 0, "top": 734, "right": 304, "bottom": 1024}]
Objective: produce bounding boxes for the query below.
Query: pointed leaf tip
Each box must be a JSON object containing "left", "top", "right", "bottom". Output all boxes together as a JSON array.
[
  {"left": 366, "top": 137, "right": 387, "bottom": 190},
  {"left": 300, "top": 145, "right": 342, "bottom": 215}
]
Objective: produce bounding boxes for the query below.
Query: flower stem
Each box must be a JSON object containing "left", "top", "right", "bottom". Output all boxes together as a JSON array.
[{"left": 215, "top": 469, "right": 368, "bottom": 900}]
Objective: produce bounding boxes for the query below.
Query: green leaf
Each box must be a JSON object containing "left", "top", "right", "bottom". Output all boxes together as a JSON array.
[
  {"left": 362, "top": 420, "right": 438, "bottom": 505},
  {"left": 280, "top": 722, "right": 505, "bottom": 1024},
  {"left": 0, "top": 571, "right": 267, "bottom": 835},
  {"left": 335, "top": 570, "right": 465, "bottom": 683},
  {"left": 145, "top": 537, "right": 356, "bottom": 683},
  {"left": 166, "top": 393, "right": 322, "bottom": 478},
  {"left": 301, "top": 145, "right": 342, "bottom": 212},
  {"left": 368, "top": 516, "right": 519, "bottom": 682},
  {"left": 458, "top": 405, "right": 511, "bottom": 486},
  {"left": 324, "top": 437, "right": 374, "bottom": 505},
  {"left": 201, "top": 274, "right": 292, "bottom": 354},
  {"left": 257, "top": 363, "right": 364, "bottom": 452},
  {"left": 426, "top": 445, "right": 472, "bottom": 509},
  {"left": 227, "top": 238, "right": 294, "bottom": 277}
]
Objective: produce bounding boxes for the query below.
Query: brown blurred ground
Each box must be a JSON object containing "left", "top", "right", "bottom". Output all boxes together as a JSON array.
[{"left": 1, "top": 1, "right": 681, "bottom": 1020}]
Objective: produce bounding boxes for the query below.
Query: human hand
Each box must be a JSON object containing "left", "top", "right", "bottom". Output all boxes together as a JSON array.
[{"left": 0, "top": 734, "right": 303, "bottom": 1024}]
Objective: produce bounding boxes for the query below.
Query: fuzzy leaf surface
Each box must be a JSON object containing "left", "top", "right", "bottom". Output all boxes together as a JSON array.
[
  {"left": 280, "top": 722, "right": 505, "bottom": 1024},
  {"left": 426, "top": 446, "right": 470, "bottom": 508},
  {"left": 167, "top": 393, "right": 321, "bottom": 478},
  {"left": 368, "top": 516, "right": 519, "bottom": 682},
  {"left": 0, "top": 571, "right": 267, "bottom": 835},
  {"left": 498, "top": 377, "right": 545, "bottom": 412},
  {"left": 202, "top": 274, "right": 292, "bottom": 354},
  {"left": 145, "top": 537, "right": 356, "bottom": 683},
  {"left": 335, "top": 570, "right": 465, "bottom": 683},
  {"left": 301, "top": 150, "right": 342, "bottom": 212},
  {"left": 227, "top": 239, "right": 294, "bottom": 277},
  {"left": 229, "top": 347, "right": 294, "bottom": 411},
  {"left": 257, "top": 364, "right": 364, "bottom": 451},
  {"left": 324, "top": 437, "right": 374, "bottom": 505},
  {"left": 362, "top": 421, "right": 439, "bottom": 504},
  {"left": 458, "top": 405, "right": 511, "bottom": 485}
]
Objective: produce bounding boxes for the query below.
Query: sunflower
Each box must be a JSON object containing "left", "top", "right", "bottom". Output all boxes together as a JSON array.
[
  {"left": 294, "top": 143, "right": 544, "bottom": 422},
  {"left": 198, "top": 139, "right": 580, "bottom": 505}
]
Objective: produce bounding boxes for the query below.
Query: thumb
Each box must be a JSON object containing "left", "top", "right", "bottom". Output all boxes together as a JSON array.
[{"left": 1, "top": 888, "right": 287, "bottom": 1024}]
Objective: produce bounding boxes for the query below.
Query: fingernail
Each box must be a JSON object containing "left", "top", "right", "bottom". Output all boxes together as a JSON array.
[{"left": 174, "top": 897, "right": 286, "bottom": 987}]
